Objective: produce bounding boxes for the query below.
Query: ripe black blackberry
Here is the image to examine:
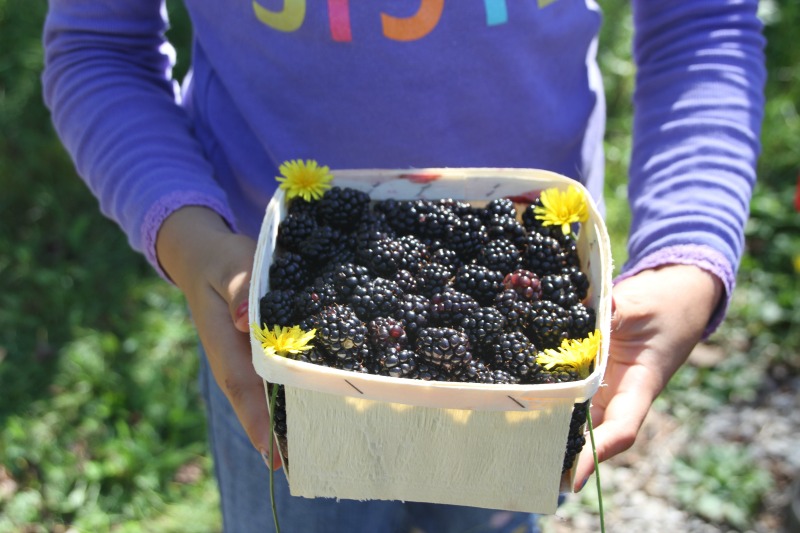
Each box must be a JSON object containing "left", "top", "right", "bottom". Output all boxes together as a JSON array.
[
  {"left": 502, "top": 269, "right": 543, "bottom": 301},
  {"left": 392, "top": 293, "right": 431, "bottom": 339},
  {"left": 483, "top": 198, "right": 517, "bottom": 220},
  {"left": 294, "top": 282, "right": 338, "bottom": 322},
  {"left": 430, "top": 288, "right": 479, "bottom": 327},
  {"left": 488, "top": 331, "right": 541, "bottom": 382},
  {"left": 527, "top": 300, "right": 572, "bottom": 349},
  {"left": 453, "top": 264, "right": 504, "bottom": 306},
  {"left": 569, "top": 303, "right": 596, "bottom": 339},
  {"left": 459, "top": 306, "right": 506, "bottom": 352},
  {"left": 397, "top": 235, "right": 430, "bottom": 273},
  {"left": 436, "top": 198, "right": 475, "bottom": 218},
  {"left": 357, "top": 236, "right": 405, "bottom": 278},
  {"left": 476, "top": 238, "right": 521, "bottom": 275},
  {"left": 373, "top": 199, "right": 420, "bottom": 236},
  {"left": 445, "top": 213, "right": 488, "bottom": 261},
  {"left": 298, "top": 225, "right": 345, "bottom": 262},
  {"left": 368, "top": 317, "right": 409, "bottom": 350},
  {"left": 313, "top": 304, "right": 367, "bottom": 365},
  {"left": 348, "top": 277, "right": 404, "bottom": 322},
  {"left": 540, "top": 273, "right": 580, "bottom": 309},
  {"left": 530, "top": 367, "right": 581, "bottom": 384},
  {"left": 475, "top": 366, "right": 521, "bottom": 385},
  {"left": 287, "top": 198, "right": 317, "bottom": 218},
  {"left": 562, "top": 265, "right": 589, "bottom": 300},
  {"left": 277, "top": 211, "right": 317, "bottom": 252},
  {"left": 394, "top": 269, "right": 419, "bottom": 294},
  {"left": 430, "top": 247, "right": 463, "bottom": 272},
  {"left": 297, "top": 345, "right": 334, "bottom": 367},
  {"left": 353, "top": 212, "right": 395, "bottom": 251},
  {"left": 494, "top": 289, "right": 534, "bottom": 332},
  {"left": 415, "top": 327, "right": 472, "bottom": 371},
  {"left": 521, "top": 232, "right": 568, "bottom": 275},
  {"left": 485, "top": 214, "right": 529, "bottom": 249},
  {"left": 415, "top": 262, "right": 453, "bottom": 297},
  {"left": 259, "top": 289, "right": 297, "bottom": 327},
  {"left": 370, "top": 346, "right": 418, "bottom": 379},
  {"left": 316, "top": 186, "right": 370, "bottom": 229},
  {"left": 333, "top": 263, "right": 371, "bottom": 300},
  {"left": 269, "top": 252, "right": 307, "bottom": 291},
  {"left": 271, "top": 385, "right": 288, "bottom": 438},
  {"left": 414, "top": 362, "right": 447, "bottom": 382},
  {"left": 410, "top": 201, "right": 460, "bottom": 240},
  {"left": 562, "top": 402, "right": 589, "bottom": 473}
]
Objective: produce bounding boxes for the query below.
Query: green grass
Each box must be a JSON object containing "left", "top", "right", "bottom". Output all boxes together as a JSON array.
[{"left": 1, "top": 0, "right": 799, "bottom": 530}]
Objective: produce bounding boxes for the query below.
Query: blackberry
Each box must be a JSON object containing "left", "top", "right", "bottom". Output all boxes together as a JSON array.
[
  {"left": 392, "top": 293, "right": 431, "bottom": 339},
  {"left": 313, "top": 304, "right": 367, "bottom": 364},
  {"left": 453, "top": 264, "right": 504, "bottom": 306},
  {"left": 527, "top": 300, "right": 571, "bottom": 349},
  {"left": 297, "top": 345, "right": 334, "bottom": 366},
  {"left": 259, "top": 289, "right": 297, "bottom": 327},
  {"left": 430, "top": 288, "right": 479, "bottom": 327},
  {"left": 459, "top": 306, "right": 506, "bottom": 353},
  {"left": 271, "top": 385, "right": 287, "bottom": 438},
  {"left": 353, "top": 212, "right": 395, "bottom": 250},
  {"left": 445, "top": 213, "right": 488, "bottom": 261},
  {"left": 269, "top": 252, "right": 308, "bottom": 291},
  {"left": 298, "top": 225, "right": 345, "bottom": 262},
  {"left": 333, "top": 263, "right": 371, "bottom": 300},
  {"left": 485, "top": 215, "right": 529, "bottom": 249},
  {"left": 502, "top": 269, "right": 543, "bottom": 301},
  {"left": 562, "top": 402, "right": 589, "bottom": 473},
  {"left": 476, "top": 238, "right": 521, "bottom": 275},
  {"left": 569, "top": 303, "right": 596, "bottom": 339},
  {"left": 493, "top": 289, "right": 533, "bottom": 331},
  {"left": 561, "top": 239, "right": 582, "bottom": 268},
  {"left": 452, "top": 359, "right": 489, "bottom": 383},
  {"left": 357, "top": 237, "right": 405, "bottom": 278},
  {"left": 368, "top": 317, "right": 409, "bottom": 350},
  {"left": 563, "top": 265, "right": 590, "bottom": 300},
  {"left": 415, "top": 327, "right": 472, "bottom": 370},
  {"left": 414, "top": 362, "right": 448, "bottom": 382},
  {"left": 520, "top": 200, "right": 573, "bottom": 243},
  {"left": 277, "top": 211, "right": 317, "bottom": 252},
  {"left": 436, "top": 198, "right": 475, "bottom": 218},
  {"left": 287, "top": 198, "right": 318, "bottom": 218},
  {"left": 540, "top": 273, "right": 580, "bottom": 309},
  {"left": 348, "top": 277, "right": 403, "bottom": 322},
  {"left": 316, "top": 186, "right": 370, "bottom": 229},
  {"left": 370, "top": 346, "right": 418, "bottom": 378},
  {"left": 483, "top": 198, "right": 517, "bottom": 220},
  {"left": 521, "top": 233, "right": 568, "bottom": 275},
  {"left": 488, "top": 331, "right": 541, "bottom": 382},
  {"left": 415, "top": 262, "right": 453, "bottom": 297},
  {"left": 430, "top": 247, "right": 463, "bottom": 272},
  {"left": 394, "top": 269, "right": 419, "bottom": 294},
  {"left": 397, "top": 235, "right": 430, "bottom": 273},
  {"left": 294, "top": 282, "right": 338, "bottom": 322},
  {"left": 411, "top": 201, "right": 459, "bottom": 239}
]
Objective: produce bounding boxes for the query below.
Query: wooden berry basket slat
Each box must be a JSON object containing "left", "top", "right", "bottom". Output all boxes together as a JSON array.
[{"left": 248, "top": 168, "right": 612, "bottom": 514}]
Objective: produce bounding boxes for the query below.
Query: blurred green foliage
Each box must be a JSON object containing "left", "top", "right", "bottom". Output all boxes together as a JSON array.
[{"left": 0, "top": 0, "right": 798, "bottom": 531}]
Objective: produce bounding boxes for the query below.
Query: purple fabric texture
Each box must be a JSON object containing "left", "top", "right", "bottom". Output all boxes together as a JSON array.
[{"left": 41, "top": 0, "right": 766, "bottom": 334}]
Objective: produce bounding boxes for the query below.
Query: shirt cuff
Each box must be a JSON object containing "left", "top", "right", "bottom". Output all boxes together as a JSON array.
[
  {"left": 613, "top": 244, "right": 735, "bottom": 338},
  {"left": 142, "top": 191, "right": 239, "bottom": 282}
]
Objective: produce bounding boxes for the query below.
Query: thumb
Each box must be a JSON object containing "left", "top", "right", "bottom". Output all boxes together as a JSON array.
[{"left": 233, "top": 297, "right": 251, "bottom": 333}]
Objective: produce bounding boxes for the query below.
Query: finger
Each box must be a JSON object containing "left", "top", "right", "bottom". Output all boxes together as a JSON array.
[{"left": 209, "top": 234, "right": 256, "bottom": 334}]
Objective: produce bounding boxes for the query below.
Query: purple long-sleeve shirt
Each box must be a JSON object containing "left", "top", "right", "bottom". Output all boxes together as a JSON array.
[{"left": 42, "top": 0, "right": 765, "bottom": 334}]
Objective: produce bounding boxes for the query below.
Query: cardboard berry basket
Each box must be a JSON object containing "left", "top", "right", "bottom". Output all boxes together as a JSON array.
[{"left": 248, "top": 168, "right": 612, "bottom": 514}]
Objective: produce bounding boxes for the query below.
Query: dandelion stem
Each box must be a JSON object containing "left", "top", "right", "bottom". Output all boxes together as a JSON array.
[
  {"left": 586, "top": 402, "right": 605, "bottom": 533},
  {"left": 268, "top": 383, "right": 281, "bottom": 533}
]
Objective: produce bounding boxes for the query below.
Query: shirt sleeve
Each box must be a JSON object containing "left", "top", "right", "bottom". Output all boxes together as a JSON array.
[
  {"left": 41, "top": 0, "right": 237, "bottom": 278},
  {"left": 620, "top": 0, "right": 766, "bottom": 336}
]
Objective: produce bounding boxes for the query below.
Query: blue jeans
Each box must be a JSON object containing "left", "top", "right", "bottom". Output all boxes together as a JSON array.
[{"left": 198, "top": 347, "right": 541, "bottom": 533}]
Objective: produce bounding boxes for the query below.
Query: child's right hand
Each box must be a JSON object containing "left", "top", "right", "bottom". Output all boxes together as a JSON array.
[{"left": 156, "top": 206, "right": 282, "bottom": 469}]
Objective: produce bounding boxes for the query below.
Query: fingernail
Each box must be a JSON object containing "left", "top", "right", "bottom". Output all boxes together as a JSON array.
[
  {"left": 260, "top": 449, "right": 271, "bottom": 468},
  {"left": 577, "top": 477, "right": 588, "bottom": 492},
  {"left": 235, "top": 301, "right": 249, "bottom": 321}
]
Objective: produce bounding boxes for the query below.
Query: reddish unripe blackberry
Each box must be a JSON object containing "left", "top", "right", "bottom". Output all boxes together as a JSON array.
[
  {"left": 430, "top": 288, "right": 479, "bottom": 326},
  {"left": 277, "top": 211, "right": 317, "bottom": 252},
  {"left": 476, "top": 238, "right": 521, "bottom": 276},
  {"left": 313, "top": 304, "right": 367, "bottom": 364},
  {"left": 415, "top": 262, "right": 454, "bottom": 297},
  {"left": 486, "top": 214, "right": 529, "bottom": 249},
  {"left": 348, "top": 277, "right": 404, "bottom": 322},
  {"left": 357, "top": 236, "right": 405, "bottom": 278},
  {"left": 453, "top": 264, "right": 504, "bottom": 306},
  {"left": 368, "top": 317, "right": 409, "bottom": 349},
  {"left": 494, "top": 289, "right": 534, "bottom": 331},
  {"left": 415, "top": 327, "right": 472, "bottom": 370},
  {"left": 259, "top": 289, "right": 297, "bottom": 327},
  {"left": 316, "top": 186, "right": 370, "bottom": 229},
  {"left": 489, "top": 331, "right": 541, "bottom": 382},
  {"left": 527, "top": 300, "right": 572, "bottom": 349},
  {"left": 521, "top": 233, "right": 568, "bottom": 275},
  {"left": 502, "top": 269, "right": 543, "bottom": 301},
  {"left": 540, "top": 273, "right": 580, "bottom": 309},
  {"left": 392, "top": 293, "right": 431, "bottom": 339},
  {"left": 269, "top": 252, "right": 307, "bottom": 291}
]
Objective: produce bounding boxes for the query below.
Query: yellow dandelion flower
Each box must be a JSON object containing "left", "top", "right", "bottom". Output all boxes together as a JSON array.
[
  {"left": 537, "top": 329, "right": 601, "bottom": 380},
  {"left": 251, "top": 324, "right": 316, "bottom": 359},
  {"left": 534, "top": 185, "right": 589, "bottom": 235},
  {"left": 275, "top": 159, "right": 333, "bottom": 202}
]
